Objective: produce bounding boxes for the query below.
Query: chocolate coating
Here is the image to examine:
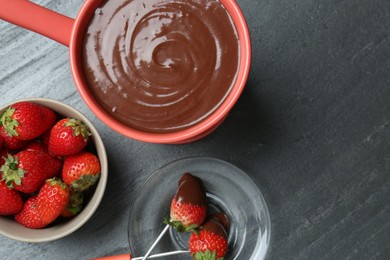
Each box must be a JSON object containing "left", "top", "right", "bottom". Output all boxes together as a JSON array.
[
  {"left": 202, "top": 212, "right": 229, "bottom": 238},
  {"left": 175, "top": 173, "right": 206, "bottom": 205},
  {"left": 81, "top": 0, "right": 239, "bottom": 133}
]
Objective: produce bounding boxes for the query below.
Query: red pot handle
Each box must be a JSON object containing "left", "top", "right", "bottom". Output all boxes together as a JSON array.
[
  {"left": 0, "top": 0, "right": 74, "bottom": 46},
  {"left": 90, "top": 254, "right": 132, "bottom": 260}
]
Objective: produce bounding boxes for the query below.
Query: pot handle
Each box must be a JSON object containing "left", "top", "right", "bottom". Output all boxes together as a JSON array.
[
  {"left": 90, "top": 254, "right": 132, "bottom": 260},
  {"left": 0, "top": 0, "right": 74, "bottom": 46}
]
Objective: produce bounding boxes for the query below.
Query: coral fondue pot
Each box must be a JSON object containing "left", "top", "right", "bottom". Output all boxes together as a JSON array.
[{"left": 0, "top": 0, "right": 251, "bottom": 144}]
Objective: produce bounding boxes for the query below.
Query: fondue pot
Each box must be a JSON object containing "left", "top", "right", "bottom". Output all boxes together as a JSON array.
[{"left": 0, "top": 0, "right": 251, "bottom": 144}]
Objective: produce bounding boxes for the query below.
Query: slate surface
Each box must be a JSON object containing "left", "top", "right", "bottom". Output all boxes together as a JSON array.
[{"left": 0, "top": 0, "right": 389, "bottom": 259}]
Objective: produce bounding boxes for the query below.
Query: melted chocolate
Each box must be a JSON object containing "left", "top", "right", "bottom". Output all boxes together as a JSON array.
[
  {"left": 202, "top": 212, "right": 229, "bottom": 238},
  {"left": 82, "top": 0, "right": 239, "bottom": 133},
  {"left": 175, "top": 173, "right": 206, "bottom": 205}
]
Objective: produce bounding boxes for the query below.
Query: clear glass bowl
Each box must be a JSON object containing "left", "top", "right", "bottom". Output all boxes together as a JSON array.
[{"left": 128, "top": 157, "right": 271, "bottom": 259}]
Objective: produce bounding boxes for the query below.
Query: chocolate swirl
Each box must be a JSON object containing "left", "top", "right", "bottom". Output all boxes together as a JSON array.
[{"left": 82, "top": 0, "right": 239, "bottom": 133}]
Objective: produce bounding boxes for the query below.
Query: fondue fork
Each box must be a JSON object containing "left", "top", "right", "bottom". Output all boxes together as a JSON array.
[
  {"left": 91, "top": 249, "right": 190, "bottom": 260},
  {"left": 134, "top": 250, "right": 190, "bottom": 259},
  {"left": 141, "top": 224, "right": 170, "bottom": 260}
]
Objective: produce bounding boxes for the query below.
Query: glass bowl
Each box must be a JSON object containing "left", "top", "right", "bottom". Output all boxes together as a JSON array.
[{"left": 128, "top": 157, "right": 270, "bottom": 259}]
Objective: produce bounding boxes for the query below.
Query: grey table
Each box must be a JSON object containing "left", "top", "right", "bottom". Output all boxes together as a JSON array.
[{"left": 1, "top": 0, "right": 390, "bottom": 259}]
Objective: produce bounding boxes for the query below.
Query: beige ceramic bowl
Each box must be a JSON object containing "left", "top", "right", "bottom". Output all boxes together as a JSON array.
[{"left": 0, "top": 97, "right": 108, "bottom": 242}]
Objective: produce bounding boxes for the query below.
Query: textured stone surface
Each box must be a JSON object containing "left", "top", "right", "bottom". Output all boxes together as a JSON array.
[{"left": 1, "top": 0, "right": 390, "bottom": 259}]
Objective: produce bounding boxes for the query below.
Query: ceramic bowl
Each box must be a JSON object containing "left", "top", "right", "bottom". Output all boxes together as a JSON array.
[{"left": 0, "top": 97, "right": 108, "bottom": 242}]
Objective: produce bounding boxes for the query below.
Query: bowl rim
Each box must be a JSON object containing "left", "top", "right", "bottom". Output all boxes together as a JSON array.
[{"left": 0, "top": 97, "right": 108, "bottom": 243}]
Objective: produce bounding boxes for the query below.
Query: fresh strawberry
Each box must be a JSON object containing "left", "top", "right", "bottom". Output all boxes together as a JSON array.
[
  {"left": 189, "top": 213, "right": 230, "bottom": 260},
  {"left": 35, "top": 178, "right": 70, "bottom": 225},
  {"left": 25, "top": 140, "right": 48, "bottom": 154},
  {"left": 0, "top": 181, "right": 23, "bottom": 215},
  {"left": 62, "top": 151, "right": 101, "bottom": 191},
  {"left": 0, "top": 102, "right": 56, "bottom": 140},
  {"left": 48, "top": 118, "right": 91, "bottom": 157},
  {"left": 14, "top": 197, "right": 44, "bottom": 228},
  {"left": 15, "top": 178, "right": 70, "bottom": 228},
  {"left": 164, "top": 173, "right": 206, "bottom": 232},
  {"left": 0, "top": 148, "right": 12, "bottom": 167},
  {"left": 0, "top": 134, "right": 3, "bottom": 150},
  {"left": 0, "top": 126, "right": 29, "bottom": 150},
  {"left": 0, "top": 150, "right": 62, "bottom": 193},
  {"left": 61, "top": 189, "right": 83, "bottom": 217},
  {"left": 41, "top": 129, "right": 51, "bottom": 147}
]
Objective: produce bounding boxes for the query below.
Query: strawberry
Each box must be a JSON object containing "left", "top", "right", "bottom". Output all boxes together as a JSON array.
[
  {"left": 61, "top": 189, "right": 83, "bottom": 217},
  {"left": 48, "top": 118, "right": 91, "bottom": 157},
  {"left": 188, "top": 213, "right": 230, "bottom": 260},
  {"left": 25, "top": 140, "right": 48, "bottom": 154},
  {"left": 0, "top": 150, "right": 62, "bottom": 193},
  {"left": 15, "top": 178, "right": 70, "bottom": 228},
  {"left": 164, "top": 173, "right": 206, "bottom": 232},
  {"left": 0, "top": 148, "right": 12, "bottom": 167},
  {"left": 35, "top": 178, "right": 70, "bottom": 225},
  {"left": 0, "top": 126, "right": 29, "bottom": 150},
  {"left": 0, "top": 181, "right": 23, "bottom": 215},
  {"left": 62, "top": 151, "right": 101, "bottom": 191},
  {"left": 0, "top": 102, "right": 56, "bottom": 140},
  {"left": 0, "top": 133, "right": 3, "bottom": 150},
  {"left": 14, "top": 197, "right": 44, "bottom": 228},
  {"left": 41, "top": 129, "right": 51, "bottom": 147}
]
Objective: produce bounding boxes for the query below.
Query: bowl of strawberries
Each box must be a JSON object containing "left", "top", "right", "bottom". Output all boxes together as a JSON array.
[{"left": 0, "top": 98, "right": 107, "bottom": 242}]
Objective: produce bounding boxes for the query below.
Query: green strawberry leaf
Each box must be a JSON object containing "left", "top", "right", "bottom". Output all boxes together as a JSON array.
[
  {"left": 194, "top": 250, "right": 223, "bottom": 260},
  {"left": 0, "top": 107, "right": 19, "bottom": 137},
  {"left": 68, "top": 190, "right": 84, "bottom": 207},
  {"left": 65, "top": 205, "right": 82, "bottom": 216},
  {"left": 70, "top": 173, "right": 100, "bottom": 191},
  {"left": 164, "top": 217, "right": 199, "bottom": 233},
  {"left": 184, "top": 224, "right": 200, "bottom": 233},
  {"left": 46, "top": 177, "right": 68, "bottom": 190},
  {"left": 64, "top": 118, "right": 91, "bottom": 140},
  {"left": 0, "top": 154, "right": 25, "bottom": 189}
]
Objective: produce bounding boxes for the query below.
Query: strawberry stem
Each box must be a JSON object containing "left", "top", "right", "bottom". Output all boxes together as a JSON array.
[
  {"left": 46, "top": 177, "right": 68, "bottom": 190},
  {"left": 164, "top": 217, "right": 199, "bottom": 233},
  {"left": 0, "top": 107, "right": 19, "bottom": 137},
  {"left": 64, "top": 118, "right": 91, "bottom": 139},
  {"left": 194, "top": 250, "right": 223, "bottom": 260},
  {"left": 70, "top": 173, "right": 100, "bottom": 191},
  {"left": 0, "top": 154, "right": 25, "bottom": 189}
]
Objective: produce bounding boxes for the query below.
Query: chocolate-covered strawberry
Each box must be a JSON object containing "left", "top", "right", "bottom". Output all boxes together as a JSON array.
[
  {"left": 140, "top": 173, "right": 208, "bottom": 260},
  {"left": 15, "top": 178, "right": 70, "bottom": 229},
  {"left": 189, "top": 213, "right": 230, "bottom": 260},
  {"left": 48, "top": 118, "right": 91, "bottom": 157},
  {"left": 0, "top": 102, "right": 56, "bottom": 140},
  {"left": 0, "top": 150, "right": 62, "bottom": 193},
  {"left": 164, "top": 173, "right": 206, "bottom": 232}
]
